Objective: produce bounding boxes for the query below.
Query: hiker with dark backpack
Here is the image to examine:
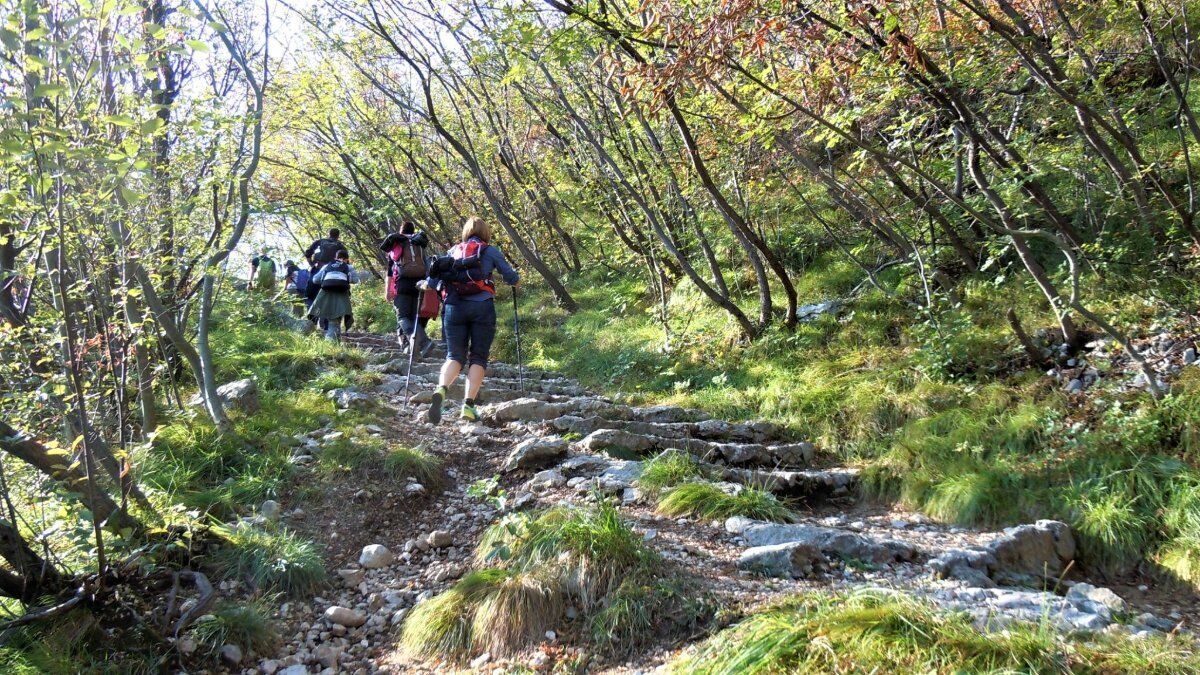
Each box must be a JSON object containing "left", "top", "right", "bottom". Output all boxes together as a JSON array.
[
  {"left": 304, "top": 228, "right": 347, "bottom": 327},
  {"left": 379, "top": 221, "right": 435, "bottom": 355},
  {"left": 424, "top": 217, "right": 519, "bottom": 423},
  {"left": 308, "top": 249, "right": 357, "bottom": 342}
]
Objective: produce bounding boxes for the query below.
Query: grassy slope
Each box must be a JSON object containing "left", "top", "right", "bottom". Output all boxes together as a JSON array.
[
  {"left": 1, "top": 296, "right": 392, "bottom": 671},
  {"left": 490, "top": 253, "right": 1200, "bottom": 588}
]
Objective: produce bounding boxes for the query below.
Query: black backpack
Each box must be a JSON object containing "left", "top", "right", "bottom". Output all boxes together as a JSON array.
[
  {"left": 320, "top": 261, "right": 352, "bottom": 291},
  {"left": 313, "top": 238, "right": 347, "bottom": 266}
]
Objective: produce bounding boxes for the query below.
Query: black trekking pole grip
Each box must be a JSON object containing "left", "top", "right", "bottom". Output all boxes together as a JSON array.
[{"left": 512, "top": 286, "right": 524, "bottom": 391}]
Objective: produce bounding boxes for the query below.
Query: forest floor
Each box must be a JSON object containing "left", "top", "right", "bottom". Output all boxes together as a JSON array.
[{"left": 231, "top": 331, "right": 1200, "bottom": 675}]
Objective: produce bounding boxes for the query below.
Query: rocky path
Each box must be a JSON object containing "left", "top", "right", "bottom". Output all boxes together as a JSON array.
[{"left": 248, "top": 332, "right": 1195, "bottom": 675}]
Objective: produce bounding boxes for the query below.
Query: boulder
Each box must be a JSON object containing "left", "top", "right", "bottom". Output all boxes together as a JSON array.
[
  {"left": 279, "top": 665, "right": 310, "bottom": 675},
  {"left": 359, "top": 544, "right": 394, "bottom": 569},
  {"left": 927, "top": 520, "right": 1075, "bottom": 587},
  {"left": 990, "top": 520, "right": 1075, "bottom": 577},
  {"left": 737, "top": 541, "right": 825, "bottom": 578},
  {"left": 190, "top": 378, "right": 260, "bottom": 414},
  {"left": 597, "top": 460, "right": 644, "bottom": 490},
  {"left": 740, "top": 523, "right": 915, "bottom": 564},
  {"left": 323, "top": 606, "right": 366, "bottom": 628},
  {"left": 502, "top": 436, "right": 569, "bottom": 472}
]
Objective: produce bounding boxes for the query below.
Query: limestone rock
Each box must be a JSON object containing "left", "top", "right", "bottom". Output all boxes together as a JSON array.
[
  {"left": 426, "top": 530, "right": 453, "bottom": 548},
  {"left": 1067, "top": 583, "right": 1126, "bottom": 617},
  {"left": 928, "top": 520, "right": 1075, "bottom": 587},
  {"left": 738, "top": 541, "right": 824, "bottom": 578},
  {"left": 990, "top": 520, "right": 1075, "bottom": 577},
  {"left": 328, "top": 388, "right": 371, "bottom": 410},
  {"left": 527, "top": 468, "right": 566, "bottom": 489},
  {"left": 337, "top": 568, "right": 365, "bottom": 587},
  {"left": 502, "top": 436, "right": 569, "bottom": 472},
  {"left": 359, "top": 544, "right": 394, "bottom": 569},
  {"left": 323, "top": 606, "right": 366, "bottom": 628},
  {"left": 741, "top": 523, "right": 915, "bottom": 564},
  {"left": 191, "top": 378, "right": 260, "bottom": 413}
]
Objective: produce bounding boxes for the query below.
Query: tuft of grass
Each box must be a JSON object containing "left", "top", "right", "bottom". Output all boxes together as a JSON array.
[
  {"left": 406, "top": 503, "right": 683, "bottom": 661},
  {"left": 657, "top": 482, "right": 798, "bottom": 523},
  {"left": 638, "top": 451, "right": 708, "bottom": 495},
  {"left": 470, "top": 570, "right": 564, "bottom": 657},
  {"left": 382, "top": 446, "right": 443, "bottom": 485},
  {"left": 190, "top": 598, "right": 280, "bottom": 658},
  {"left": 589, "top": 575, "right": 707, "bottom": 657},
  {"left": 401, "top": 569, "right": 510, "bottom": 661},
  {"left": 672, "top": 589, "right": 1200, "bottom": 674},
  {"left": 209, "top": 524, "right": 326, "bottom": 595}
]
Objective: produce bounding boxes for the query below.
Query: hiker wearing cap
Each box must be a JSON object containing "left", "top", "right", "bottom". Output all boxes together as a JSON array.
[{"left": 424, "top": 217, "right": 519, "bottom": 423}]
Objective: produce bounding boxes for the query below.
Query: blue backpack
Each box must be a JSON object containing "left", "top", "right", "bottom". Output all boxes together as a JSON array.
[{"left": 294, "top": 269, "right": 311, "bottom": 293}]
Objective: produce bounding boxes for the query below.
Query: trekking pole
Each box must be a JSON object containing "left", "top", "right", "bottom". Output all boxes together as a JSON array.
[
  {"left": 512, "top": 286, "right": 524, "bottom": 391},
  {"left": 402, "top": 290, "right": 423, "bottom": 407}
]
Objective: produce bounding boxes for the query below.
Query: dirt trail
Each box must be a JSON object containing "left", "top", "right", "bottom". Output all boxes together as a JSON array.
[{"left": 251, "top": 332, "right": 1197, "bottom": 675}]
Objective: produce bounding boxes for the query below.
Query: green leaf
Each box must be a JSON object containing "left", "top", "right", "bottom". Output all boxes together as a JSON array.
[
  {"left": 140, "top": 117, "right": 165, "bottom": 134},
  {"left": 32, "top": 83, "right": 66, "bottom": 98},
  {"left": 185, "top": 39, "right": 211, "bottom": 53},
  {"left": 119, "top": 185, "right": 143, "bottom": 204}
]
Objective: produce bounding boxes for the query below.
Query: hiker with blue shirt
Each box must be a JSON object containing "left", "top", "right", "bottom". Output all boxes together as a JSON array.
[{"left": 425, "top": 217, "right": 519, "bottom": 423}]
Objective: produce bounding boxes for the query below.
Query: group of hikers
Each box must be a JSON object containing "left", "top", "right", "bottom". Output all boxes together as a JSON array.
[{"left": 249, "top": 217, "right": 520, "bottom": 423}]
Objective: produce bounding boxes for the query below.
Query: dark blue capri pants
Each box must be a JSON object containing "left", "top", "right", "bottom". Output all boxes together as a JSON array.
[{"left": 443, "top": 299, "right": 497, "bottom": 369}]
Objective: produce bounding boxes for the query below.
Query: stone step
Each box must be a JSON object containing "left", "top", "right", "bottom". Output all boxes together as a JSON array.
[
  {"left": 367, "top": 358, "right": 568, "bottom": 383},
  {"left": 403, "top": 374, "right": 586, "bottom": 396},
  {"left": 406, "top": 388, "right": 569, "bottom": 406},
  {"left": 573, "top": 428, "right": 814, "bottom": 467},
  {"left": 728, "top": 519, "right": 917, "bottom": 579},
  {"left": 547, "top": 414, "right": 787, "bottom": 444},
  {"left": 719, "top": 466, "right": 858, "bottom": 497},
  {"left": 483, "top": 397, "right": 709, "bottom": 425}
]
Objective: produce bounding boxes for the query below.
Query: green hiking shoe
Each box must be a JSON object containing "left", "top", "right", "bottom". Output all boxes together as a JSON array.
[
  {"left": 460, "top": 403, "right": 480, "bottom": 422},
  {"left": 427, "top": 387, "right": 446, "bottom": 424}
]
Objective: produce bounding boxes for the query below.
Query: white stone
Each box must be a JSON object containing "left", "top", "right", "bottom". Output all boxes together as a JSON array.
[{"left": 359, "top": 544, "right": 394, "bottom": 569}]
